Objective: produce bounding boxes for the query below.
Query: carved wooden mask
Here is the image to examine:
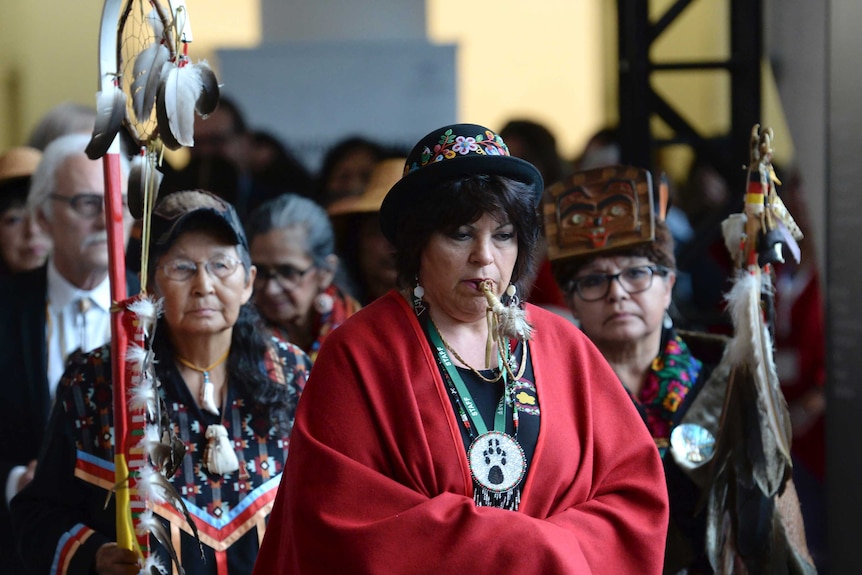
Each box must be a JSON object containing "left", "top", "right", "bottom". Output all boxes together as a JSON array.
[{"left": 543, "top": 165, "right": 655, "bottom": 262}]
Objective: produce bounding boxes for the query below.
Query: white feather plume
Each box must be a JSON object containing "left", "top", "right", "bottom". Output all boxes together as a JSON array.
[
  {"left": 144, "top": 553, "right": 169, "bottom": 575},
  {"left": 721, "top": 214, "right": 747, "bottom": 269},
  {"left": 126, "top": 295, "right": 162, "bottom": 337},
  {"left": 724, "top": 272, "right": 764, "bottom": 368},
  {"left": 129, "top": 383, "right": 156, "bottom": 419},
  {"left": 136, "top": 508, "right": 158, "bottom": 537},
  {"left": 159, "top": 61, "right": 199, "bottom": 148},
  {"left": 138, "top": 423, "right": 162, "bottom": 451},
  {"left": 138, "top": 464, "right": 168, "bottom": 505},
  {"left": 126, "top": 343, "right": 148, "bottom": 371}
]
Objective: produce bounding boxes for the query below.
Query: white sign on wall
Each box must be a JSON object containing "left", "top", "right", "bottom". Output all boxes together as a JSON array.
[{"left": 217, "top": 40, "right": 457, "bottom": 172}]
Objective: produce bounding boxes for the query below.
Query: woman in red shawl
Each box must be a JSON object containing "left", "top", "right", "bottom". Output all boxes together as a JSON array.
[{"left": 254, "top": 124, "right": 668, "bottom": 574}]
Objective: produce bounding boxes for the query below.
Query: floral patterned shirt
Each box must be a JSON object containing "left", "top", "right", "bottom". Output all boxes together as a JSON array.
[{"left": 637, "top": 329, "right": 703, "bottom": 456}]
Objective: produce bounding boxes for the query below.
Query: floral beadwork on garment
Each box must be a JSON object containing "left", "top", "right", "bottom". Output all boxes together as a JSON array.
[
  {"left": 404, "top": 128, "right": 511, "bottom": 176},
  {"left": 637, "top": 331, "right": 702, "bottom": 456}
]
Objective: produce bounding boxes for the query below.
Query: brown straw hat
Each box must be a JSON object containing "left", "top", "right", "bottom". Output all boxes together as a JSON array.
[
  {"left": 0, "top": 147, "right": 42, "bottom": 183},
  {"left": 0, "top": 147, "right": 43, "bottom": 211},
  {"left": 327, "top": 157, "right": 406, "bottom": 218}
]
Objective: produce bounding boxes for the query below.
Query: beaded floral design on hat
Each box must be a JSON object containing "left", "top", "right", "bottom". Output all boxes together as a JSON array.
[
  {"left": 379, "top": 123, "right": 543, "bottom": 243},
  {"left": 404, "top": 127, "right": 511, "bottom": 177}
]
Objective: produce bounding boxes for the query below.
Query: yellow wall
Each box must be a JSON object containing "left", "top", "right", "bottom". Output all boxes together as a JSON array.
[
  {"left": 1, "top": 1, "right": 98, "bottom": 149},
  {"left": 648, "top": 0, "right": 792, "bottom": 179},
  {"left": 1, "top": 0, "right": 789, "bottom": 171},
  {"left": 427, "top": 0, "right": 606, "bottom": 162},
  {"left": 0, "top": 0, "right": 260, "bottom": 151}
]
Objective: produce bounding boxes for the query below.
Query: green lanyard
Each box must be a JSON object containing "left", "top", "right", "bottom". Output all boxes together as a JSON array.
[{"left": 426, "top": 320, "right": 507, "bottom": 436}]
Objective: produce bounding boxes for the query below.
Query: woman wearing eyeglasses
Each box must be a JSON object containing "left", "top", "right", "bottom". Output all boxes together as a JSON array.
[
  {"left": 13, "top": 190, "right": 311, "bottom": 575},
  {"left": 549, "top": 167, "right": 715, "bottom": 573},
  {"left": 547, "top": 166, "right": 814, "bottom": 574},
  {"left": 246, "top": 193, "right": 361, "bottom": 362}
]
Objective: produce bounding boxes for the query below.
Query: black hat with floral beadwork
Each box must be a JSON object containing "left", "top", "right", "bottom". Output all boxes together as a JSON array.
[{"left": 379, "top": 123, "right": 543, "bottom": 242}]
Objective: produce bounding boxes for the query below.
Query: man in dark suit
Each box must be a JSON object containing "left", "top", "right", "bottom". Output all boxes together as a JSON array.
[{"left": 0, "top": 133, "right": 136, "bottom": 573}]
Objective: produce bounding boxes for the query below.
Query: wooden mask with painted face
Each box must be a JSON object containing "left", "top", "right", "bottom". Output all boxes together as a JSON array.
[{"left": 543, "top": 165, "right": 655, "bottom": 262}]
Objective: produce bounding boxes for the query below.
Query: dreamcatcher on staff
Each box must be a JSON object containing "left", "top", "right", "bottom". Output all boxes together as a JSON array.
[{"left": 84, "top": 0, "right": 218, "bottom": 572}]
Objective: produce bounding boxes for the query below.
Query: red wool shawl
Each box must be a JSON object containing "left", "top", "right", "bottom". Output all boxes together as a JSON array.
[{"left": 254, "top": 291, "right": 669, "bottom": 574}]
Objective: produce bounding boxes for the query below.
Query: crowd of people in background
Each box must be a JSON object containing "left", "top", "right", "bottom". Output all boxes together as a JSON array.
[{"left": 0, "top": 97, "right": 827, "bottom": 574}]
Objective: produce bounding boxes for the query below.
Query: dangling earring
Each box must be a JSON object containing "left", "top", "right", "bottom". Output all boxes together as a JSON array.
[
  {"left": 412, "top": 276, "right": 426, "bottom": 316},
  {"left": 504, "top": 284, "right": 518, "bottom": 307},
  {"left": 663, "top": 309, "right": 674, "bottom": 329},
  {"left": 314, "top": 291, "right": 334, "bottom": 315}
]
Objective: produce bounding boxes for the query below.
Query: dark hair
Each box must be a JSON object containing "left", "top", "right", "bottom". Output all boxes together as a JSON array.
[
  {"left": 550, "top": 219, "right": 677, "bottom": 294},
  {"left": 0, "top": 175, "right": 31, "bottom": 213},
  {"left": 393, "top": 175, "right": 540, "bottom": 297},
  {"left": 499, "top": 119, "right": 566, "bottom": 185},
  {"left": 147, "top": 218, "right": 290, "bottom": 431},
  {"left": 152, "top": 304, "right": 293, "bottom": 435},
  {"left": 333, "top": 211, "right": 383, "bottom": 305},
  {"left": 247, "top": 131, "right": 314, "bottom": 202},
  {"left": 214, "top": 95, "right": 247, "bottom": 135},
  {"left": 315, "top": 136, "right": 385, "bottom": 204}
]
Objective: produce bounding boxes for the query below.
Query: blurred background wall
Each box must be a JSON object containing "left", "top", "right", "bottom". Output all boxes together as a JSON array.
[
  {"left": 0, "top": 0, "right": 809, "bottom": 241},
  {"left": 2, "top": 0, "right": 859, "bottom": 568}
]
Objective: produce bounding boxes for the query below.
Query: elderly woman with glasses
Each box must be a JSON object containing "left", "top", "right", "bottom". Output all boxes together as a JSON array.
[
  {"left": 547, "top": 166, "right": 814, "bottom": 574},
  {"left": 13, "top": 190, "right": 311, "bottom": 575},
  {"left": 246, "top": 193, "right": 361, "bottom": 362}
]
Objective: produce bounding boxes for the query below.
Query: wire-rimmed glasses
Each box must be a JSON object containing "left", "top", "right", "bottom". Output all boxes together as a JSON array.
[{"left": 159, "top": 255, "right": 242, "bottom": 281}]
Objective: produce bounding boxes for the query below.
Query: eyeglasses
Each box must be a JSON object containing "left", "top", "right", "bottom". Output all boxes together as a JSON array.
[
  {"left": 569, "top": 265, "right": 671, "bottom": 302},
  {"left": 159, "top": 255, "right": 242, "bottom": 281},
  {"left": 49, "top": 193, "right": 127, "bottom": 218},
  {"left": 253, "top": 263, "right": 314, "bottom": 289}
]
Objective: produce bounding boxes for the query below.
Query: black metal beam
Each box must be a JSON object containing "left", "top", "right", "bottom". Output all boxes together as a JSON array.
[
  {"left": 618, "top": 0, "right": 652, "bottom": 168},
  {"left": 729, "top": 0, "right": 763, "bottom": 185},
  {"left": 650, "top": 0, "right": 696, "bottom": 42},
  {"left": 617, "top": 0, "right": 762, "bottom": 193}
]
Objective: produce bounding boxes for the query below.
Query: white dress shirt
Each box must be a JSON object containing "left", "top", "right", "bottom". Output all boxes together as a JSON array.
[
  {"left": 45, "top": 260, "right": 112, "bottom": 400},
  {"left": 7, "top": 262, "right": 114, "bottom": 506}
]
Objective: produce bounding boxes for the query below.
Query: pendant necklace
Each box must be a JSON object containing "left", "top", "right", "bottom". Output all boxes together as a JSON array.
[
  {"left": 427, "top": 313, "right": 503, "bottom": 383},
  {"left": 175, "top": 350, "right": 229, "bottom": 415},
  {"left": 176, "top": 349, "right": 239, "bottom": 475},
  {"left": 426, "top": 318, "right": 526, "bottom": 510}
]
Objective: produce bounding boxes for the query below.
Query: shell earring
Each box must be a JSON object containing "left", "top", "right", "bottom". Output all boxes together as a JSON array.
[
  {"left": 505, "top": 284, "right": 518, "bottom": 306},
  {"left": 314, "top": 291, "right": 334, "bottom": 315},
  {"left": 412, "top": 277, "right": 426, "bottom": 316}
]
